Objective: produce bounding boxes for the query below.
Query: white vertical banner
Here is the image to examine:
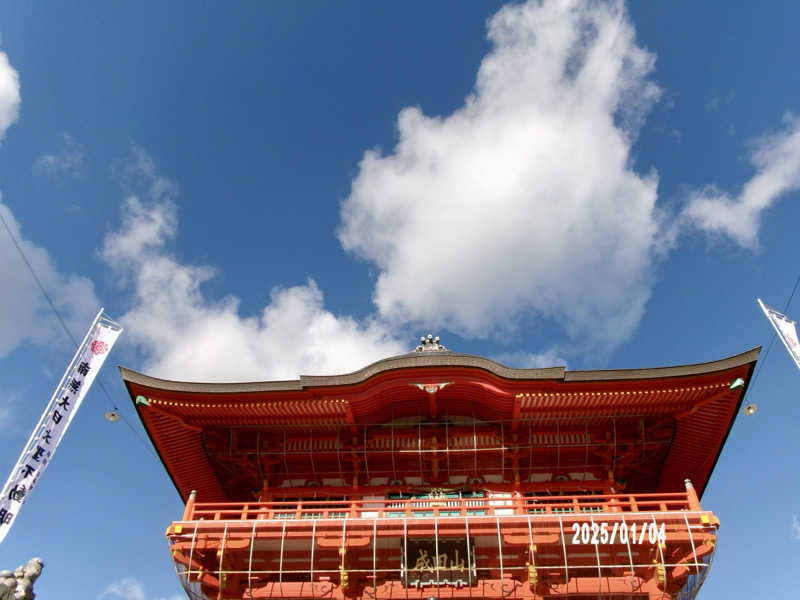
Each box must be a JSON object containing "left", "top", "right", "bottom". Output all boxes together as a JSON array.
[
  {"left": 758, "top": 298, "right": 800, "bottom": 370},
  {"left": 0, "top": 308, "right": 123, "bottom": 544}
]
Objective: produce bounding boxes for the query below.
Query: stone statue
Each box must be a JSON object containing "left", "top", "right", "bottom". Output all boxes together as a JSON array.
[{"left": 0, "top": 558, "right": 43, "bottom": 600}]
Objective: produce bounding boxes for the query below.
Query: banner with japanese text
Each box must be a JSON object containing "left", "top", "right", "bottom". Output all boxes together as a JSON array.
[
  {"left": 758, "top": 298, "right": 800, "bottom": 370},
  {"left": 0, "top": 309, "right": 122, "bottom": 543}
]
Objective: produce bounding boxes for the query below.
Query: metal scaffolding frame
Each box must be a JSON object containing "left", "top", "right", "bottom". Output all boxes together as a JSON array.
[
  {"left": 168, "top": 484, "right": 716, "bottom": 600},
  {"left": 204, "top": 414, "right": 675, "bottom": 498}
]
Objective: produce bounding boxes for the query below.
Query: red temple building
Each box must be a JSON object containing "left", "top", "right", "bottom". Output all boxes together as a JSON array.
[{"left": 122, "top": 337, "right": 759, "bottom": 600}]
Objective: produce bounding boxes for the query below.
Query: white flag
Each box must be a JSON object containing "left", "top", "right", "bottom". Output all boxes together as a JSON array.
[
  {"left": 758, "top": 298, "right": 800, "bottom": 370},
  {"left": 0, "top": 308, "right": 122, "bottom": 543}
]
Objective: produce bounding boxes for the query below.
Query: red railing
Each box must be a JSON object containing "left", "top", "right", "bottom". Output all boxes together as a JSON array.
[{"left": 182, "top": 486, "right": 702, "bottom": 522}]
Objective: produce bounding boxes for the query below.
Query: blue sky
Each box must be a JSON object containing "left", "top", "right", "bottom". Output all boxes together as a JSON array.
[{"left": 0, "top": 1, "right": 799, "bottom": 598}]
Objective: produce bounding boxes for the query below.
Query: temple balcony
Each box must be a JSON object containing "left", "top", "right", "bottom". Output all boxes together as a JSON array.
[{"left": 167, "top": 481, "right": 716, "bottom": 600}]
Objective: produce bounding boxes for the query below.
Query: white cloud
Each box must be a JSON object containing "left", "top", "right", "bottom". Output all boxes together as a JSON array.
[
  {"left": 0, "top": 397, "right": 12, "bottom": 430},
  {"left": 0, "top": 49, "right": 19, "bottom": 140},
  {"left": 111, "top": 144, "right": 178, "bottom": 204},
  {"left": 102, "top": 578, "right": 144, "bottom": 600},
  {"left": 103, "top": 150, "right": 405, "bottom": 382},
  {"left": 0, "top": 198, "right": 99, "bottom": 358},
  {"left": 793, "top": 514, "right": 800, "bottom": 541},
  {"left": 0, "top": 50, "right": 98, "bottom": 359},
  {"left": 339, "top": 0, "right": 662, "bottom": 350},
  {"left": 683, "top": 114, "right": 800, "bottom": 247},
  {"left": 36, "top": 131, "right": 85, "bottom": 178},
  {"left": 101, "top": 577, "right": 182, "bottom": 600},
  {"left": 705, "top": 89, "right": 735, "bottom": 113},
  {"left": 493, "top": 348, "right": 567, "bottom": 370}
]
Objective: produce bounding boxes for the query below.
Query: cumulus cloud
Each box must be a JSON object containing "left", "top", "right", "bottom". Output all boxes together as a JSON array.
[
  {"left": 0, "top": 49, "right": 19, "bottom": 140},
  {"left": 683, "top": 114, "right": 800, "bottom": 247},
  {"left": 35, "top": 131, "right": 86, "bottom": 178},
  {"left": 103, "top": 149, "right": 405, "bottom": 382},
  {"left": 0, "top": 49, "right": 98, "bottom": 359},
  {"left": 101, "top": 577, "right": 182, "bottom": 600},
  {"left": 339, "top": 0, "right": 662, "bottom": 350},
  {"left": 0, "top": 198, "right": 99, "bottom": 358}
]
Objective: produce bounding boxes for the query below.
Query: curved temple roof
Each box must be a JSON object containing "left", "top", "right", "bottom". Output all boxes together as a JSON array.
[
  {"left": 122, "top": 347, "right": 759, "bottom": 503},
  {"left": 121, "top": 347, "right": 760, "bottom": 392}
]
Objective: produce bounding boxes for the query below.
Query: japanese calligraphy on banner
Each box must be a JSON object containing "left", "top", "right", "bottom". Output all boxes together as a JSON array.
[
  {"left": 758, "top": 298, "right": 800, "bottom": 370},
  {"left": 0, "top": 308, "right": 122, "bottom": 544}
]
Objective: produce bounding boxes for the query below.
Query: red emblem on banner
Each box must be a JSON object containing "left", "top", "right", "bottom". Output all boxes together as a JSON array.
[{"left": 90, "top": 340, "right": 109, "bottom": 355}]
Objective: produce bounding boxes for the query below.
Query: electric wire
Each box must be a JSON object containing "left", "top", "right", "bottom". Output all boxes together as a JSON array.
[
  {"left": 0, "top": 207, "right": 77, "bottom": 348},
  {"left": 0, "top": 206, "right": 159, "bottom": 461}
]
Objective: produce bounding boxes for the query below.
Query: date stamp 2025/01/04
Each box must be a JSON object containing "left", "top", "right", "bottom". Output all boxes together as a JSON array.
[{"left": 570, "top": 521, "right": 667, "bottom": 545}]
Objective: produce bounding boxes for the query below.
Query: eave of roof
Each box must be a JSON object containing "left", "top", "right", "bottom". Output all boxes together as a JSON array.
[{"left": 120, "top": 347, "right": 760, "bottom": 393}]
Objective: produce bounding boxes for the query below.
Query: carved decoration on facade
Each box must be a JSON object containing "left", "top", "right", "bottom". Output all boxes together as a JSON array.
[{"left": 411, "top": 382, "right": 452, "bottom": 394}]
